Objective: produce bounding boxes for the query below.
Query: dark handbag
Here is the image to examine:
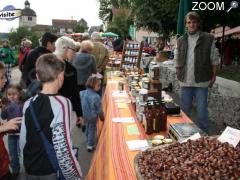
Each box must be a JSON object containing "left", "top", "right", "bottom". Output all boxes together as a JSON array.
[{"left": 29, "top": 99, "right": 66, "bottom": 180}]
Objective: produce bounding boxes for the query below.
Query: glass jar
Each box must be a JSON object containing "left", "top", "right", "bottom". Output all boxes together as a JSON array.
[
  {"left": 139, "top": 89, "right": 148, "bottom": 103},
  {"left": 118, "top": 81, "right": 124, "bottom": 92},
  {"left": 159, "top": 103, "right": 167, "bottom": 131},
  {"left": 145, "top": 103, "right": 154, "bottom": 134},
  {"left": 150, "top": 65, "right": 160, "bottom": 80}
]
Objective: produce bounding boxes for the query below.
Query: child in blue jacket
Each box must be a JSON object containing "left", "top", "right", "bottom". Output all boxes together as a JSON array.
[{"left": 80, "top": 76, "right": 104, "bottom": 152}]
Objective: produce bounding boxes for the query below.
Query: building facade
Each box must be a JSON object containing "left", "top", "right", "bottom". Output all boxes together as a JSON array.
[{"left": 19, "top": 0, "right": 37, "bottom": 28}]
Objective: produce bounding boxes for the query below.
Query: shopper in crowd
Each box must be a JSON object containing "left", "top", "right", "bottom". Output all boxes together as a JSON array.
[
  {"left": 0, "top": 40, "right": 16, "bottom": 85},
  {"left": 104, "top": 37, "right": 113, "bottom": 49},
  {"left": 21, "top": 32, "right": 57, "bottom": 88},
  {"left": 113, "top": 35, "right": 123, "bottom": 52},
  {"left": 0, "top": 62, "right": 22, "bottom": 180},
  {"left": 18, "top": 39, "right": 32, "bottom": 70},
  {"left": 91, "top": 32, "right": 109, "bottom": 73},
  {"left": 75, "top": 42, "right": 81, "bottom": 52},
  {"left": 91, "top": 32, "right": 109, "bottom": 96},
  {"left": 72, "top": 40, "right": 97, "bottom": 92},
  {"left": 20, "top": 54, "right": 82, "bottom": 179},
  {"left": 81, "top": 33, "right": 90, "bottom": 41},
  {"left": 54, "top": 36, "right": 83, "bottom": 128},
  {"left": 80, "top": 76, "right": 104, "bottom": 152},
  {"left": 1, "top": 84, "right": 24, "bottom": 179},
  {"left": 175, "top": 12, "right": 219, "bottom": 133}
]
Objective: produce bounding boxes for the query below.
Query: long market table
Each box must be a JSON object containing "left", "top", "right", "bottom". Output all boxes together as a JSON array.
[{"left": 86, "top": 75, "right": 192, "bottom": 180}]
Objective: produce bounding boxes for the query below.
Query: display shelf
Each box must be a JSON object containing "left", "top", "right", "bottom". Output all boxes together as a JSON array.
[{"left": 121, "top": 40, "right": 144, "bottom": 69}]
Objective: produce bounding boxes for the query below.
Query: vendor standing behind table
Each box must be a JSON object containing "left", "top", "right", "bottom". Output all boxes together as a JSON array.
[
  {"left": 72, "top": 40, "right": 97, "bottom": 92},
  {"left": 175, "top": 12, "right": 219, "bottom": 134}
]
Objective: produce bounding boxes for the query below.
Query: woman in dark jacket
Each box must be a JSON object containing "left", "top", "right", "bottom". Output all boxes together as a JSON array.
[
  {"left": 54, "top": 36, "right": 83, "bottom": 126},
  {"left": 72, "top": 40, "right": 97, "bottom": 92}
]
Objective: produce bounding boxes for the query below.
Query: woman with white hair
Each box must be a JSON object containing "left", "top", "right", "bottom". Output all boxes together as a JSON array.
[
  {"left": 54, "top": 36, "right": 84, "bottom": 127},
  {"left": 72, "top": 40, "right": 97, "bottom": 92}
]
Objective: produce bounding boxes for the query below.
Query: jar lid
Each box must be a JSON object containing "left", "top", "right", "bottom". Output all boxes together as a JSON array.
[
  {"left": 142, "top": 77, "right": 149, "bottom": 81},
  {"left": 140, "top": 89, "right": 148, "bottom": 95},
  {"left": 139, "top": 102, "right": 147, "bottom": 106},
  {"left": 143, "top": 80, "right": 150, "bottom": 83},
  {"left": 150, "top": 61, "right": 157, "bottom": 65}
]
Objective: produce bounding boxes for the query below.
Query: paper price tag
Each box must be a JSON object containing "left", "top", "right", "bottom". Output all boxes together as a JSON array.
[
  {"left": 218, "top": 126, "right": 240, "bottom": 148},
  {"left": 126, "top": 140, "right": 149, "bottom": 151},
  {"left": 112, "top": 117, "right": 135, "bottom": 123},
  {"left": 181, "top": 133, "right": 201, "bottom": 143}
]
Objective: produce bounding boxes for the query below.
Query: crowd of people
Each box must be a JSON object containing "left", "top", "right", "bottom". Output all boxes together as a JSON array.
[{"left": 0, "top": 31, "right": 109, "bottom": 180}]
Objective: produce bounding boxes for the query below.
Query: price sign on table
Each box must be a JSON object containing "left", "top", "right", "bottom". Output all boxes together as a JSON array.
[{"left": 218, "top": 126, "right": 240, "bottom": 148}]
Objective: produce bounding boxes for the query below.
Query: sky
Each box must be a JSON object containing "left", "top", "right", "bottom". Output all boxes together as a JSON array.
[{"left": 0, "top": 0, "right": 103, "bottom": 32}]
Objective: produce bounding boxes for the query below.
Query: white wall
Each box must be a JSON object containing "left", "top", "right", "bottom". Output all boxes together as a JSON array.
[
  {"left": 19, "top": 16, "right": 37, "bottom": 27},
  {"left": 136, "top": 29, "right": 158, "bottom": 44}
]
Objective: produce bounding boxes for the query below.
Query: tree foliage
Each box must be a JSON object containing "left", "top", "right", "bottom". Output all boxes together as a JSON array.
[
  {"left": 195, "top": 0, "right": 240, "bottom": 32},
  {"left": 73, "top": 18, "right": 89, "bottom": 33},
  {"left": 73, "top": 24, "right": 86, "bottom": 33},
  {"left": 8, "top": 27, "right": 40, "bottom": 48},
  {"left": 132, "top": 0, "right": 179, "bottom": 36},
  {"left": 98, "top": 0, "right": 132, "bottom": 22},
  {"left": 107, "top": 8, "right": 133, "bottom": 37}
]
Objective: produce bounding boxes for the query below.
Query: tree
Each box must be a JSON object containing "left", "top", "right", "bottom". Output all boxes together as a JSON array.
[
  {"left": 132, "top": 0, "right": 179, "bottom": 37},
  {"left": 78, "top": 18, "right": 88, "bottom": 30},
  {"left": 107, "top": 8, "right": 133, "bottom": 38},
  {"left": 195, "top": 0, "right": 240, "bottom": 32},
  {"left": 73, "top": 24, "right": 85, "bottom": 33},
  {"left": 8, "top": 27, "right": 40, "bottom": 48},
  {"left": 98, "top": 0, "right": 132, "bottom": 22},
  {"left": 74, "top": 18, "right": 89, "bottom": 33},
  {"left": 8, "top": 27, "right": 29, "bottom": 46}
]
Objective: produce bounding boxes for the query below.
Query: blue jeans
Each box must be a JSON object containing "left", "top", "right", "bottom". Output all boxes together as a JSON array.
[
  {"left": 86, "top": 122, "right": 97, "bottom": 148},
  {"left": 180, "top": 87, "right": 209, "bottom": 133},
  {"left": 8, "top": 135, "right": 20, "bottom": 174}
]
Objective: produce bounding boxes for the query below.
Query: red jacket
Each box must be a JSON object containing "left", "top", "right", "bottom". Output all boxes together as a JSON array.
[{"left": 0, "top": 133, "right": 10, "bottom": 178}]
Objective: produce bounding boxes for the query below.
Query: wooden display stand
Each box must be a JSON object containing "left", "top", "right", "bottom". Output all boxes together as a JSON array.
[
  {"left": 121, "top": 41, "right": 144, "bottom": 69},
  {"left": 149, "top": 78, "right": 161, "bottom": 100},
  {"left": 155, "top": 51, "right": 168, "bottom": 62}
]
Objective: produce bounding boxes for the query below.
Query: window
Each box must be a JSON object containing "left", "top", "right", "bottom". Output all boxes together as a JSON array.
[{"left": 28, "top": 16, "right": 32, "bottom": 21}]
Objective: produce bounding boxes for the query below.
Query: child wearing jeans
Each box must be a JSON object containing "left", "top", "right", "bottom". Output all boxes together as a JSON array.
[
  {"left": 0, "top": 62, "right": 22, "bottom": 180},
  {"left": 80, "top": 76, "right": 104, "bottom": 152},
  {"left": 1, "top": 84, "right": 24, "bottom": 178},
  {"left": 20, "top": 54, "right": 82, "bottom": 179}
]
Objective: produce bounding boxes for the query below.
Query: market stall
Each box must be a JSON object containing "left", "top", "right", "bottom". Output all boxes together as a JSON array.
[{"left": 86, "top": 74, "right": 193, "bottom": 180}]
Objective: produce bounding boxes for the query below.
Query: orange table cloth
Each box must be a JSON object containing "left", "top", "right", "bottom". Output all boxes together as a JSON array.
[{"left": 86, "top": 76, "right": 192, "bottom": 180}]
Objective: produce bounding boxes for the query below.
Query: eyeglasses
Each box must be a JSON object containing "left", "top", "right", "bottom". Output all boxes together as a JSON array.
[{"left": 68, "top": 47, "right": 77, "bottom": 52}]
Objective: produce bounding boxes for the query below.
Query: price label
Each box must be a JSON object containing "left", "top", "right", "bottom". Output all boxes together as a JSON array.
[{"left": 218, "top": 127, "right": 240, "bottom": 148}]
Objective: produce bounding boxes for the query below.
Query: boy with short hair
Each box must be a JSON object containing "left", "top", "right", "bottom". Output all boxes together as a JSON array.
[{"left": 20, "top": 54, "right": 82, "bottom": 179}]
